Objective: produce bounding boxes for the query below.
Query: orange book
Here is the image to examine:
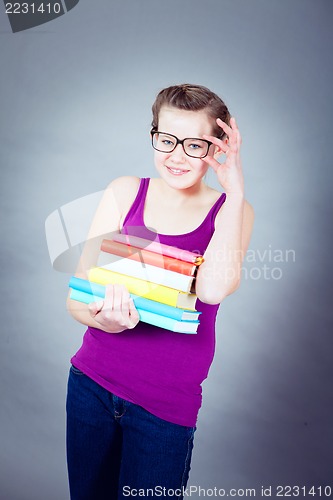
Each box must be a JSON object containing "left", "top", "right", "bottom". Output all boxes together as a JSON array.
[
  {"left": 101, "top": 239, "right": 198, "bottom": 277},
  {"left": 112, "top": 233, "right": 204, "bottom": 265}
]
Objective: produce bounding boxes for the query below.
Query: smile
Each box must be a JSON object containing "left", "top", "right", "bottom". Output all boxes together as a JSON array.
[{"left": 166, "top": 166, "right": 190, "bottom": 175}]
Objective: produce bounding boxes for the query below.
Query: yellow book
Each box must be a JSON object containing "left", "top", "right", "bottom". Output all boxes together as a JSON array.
[{"left": 88, "top": 267, "right": 198, "bottom": 311}]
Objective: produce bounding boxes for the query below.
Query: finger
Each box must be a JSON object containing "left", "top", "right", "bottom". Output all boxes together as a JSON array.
[
  {"left": 202, "top": 155, "right": 224, "bottom": 172},
  {"left": 229, "top": 117, "right": 242, "bottom": 149},
  {"left": 230, "top": 131, "right": 241, "bottom": 154},
  {"left": 104, "top": 284, "right": 115, "bottom": 311},
  {"left": 202, "top": 134, "right": 228, "bottom": 152},
  {"left": 88, "top": 300, "right": 104, "bottom": 317},
  {"left": 229, "top": 116, "right": 238, "bottom": 130},
  {"left": 128, "top": 298, "right": 140, "bottom": 326},
  {"left": 225, "top": 131, "right": 239, "bottom": 155},
  {"left": 236, "top": 128, "right": 242, "bottom": 148},
  {"left": 219, "top": 117, "right": 240, "bottom": 151},
  {"left": 216, "top": 118, "right": 234, "bottom": 137},
  {"left": 112, "top": 284, "right": 124, "bottom": 314},
  {"left": 120, "top": 286, "right": 131, "bottom": 316}
]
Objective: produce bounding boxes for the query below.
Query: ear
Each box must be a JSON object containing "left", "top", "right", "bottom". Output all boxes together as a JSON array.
[{"left": 213, "top": 138, "right": 228, "bottom": 159}]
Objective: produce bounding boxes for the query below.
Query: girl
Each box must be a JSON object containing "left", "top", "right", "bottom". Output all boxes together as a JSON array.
[{"left": 66, "top": 84, "right": 254, "bottom": 499}]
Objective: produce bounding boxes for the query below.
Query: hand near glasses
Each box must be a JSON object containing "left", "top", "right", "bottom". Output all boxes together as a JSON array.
[{"left": 202, "top": 117, "right": 244, "bottom": 196}]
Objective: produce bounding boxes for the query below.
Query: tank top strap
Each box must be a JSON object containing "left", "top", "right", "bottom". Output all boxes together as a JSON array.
[
  {"left": 121, "top": 177, "right": 149, "bottom": 228},
  {"left": 122, "top": 178, "right": 227, "bottom": 237},
  {"left": 207, "top": 192, "right": 227, "bottom": 232}
]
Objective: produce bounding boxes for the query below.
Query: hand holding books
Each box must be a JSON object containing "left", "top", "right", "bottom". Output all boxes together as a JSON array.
[
  {"left": 69, "top": 235, "right": 204, "bottom": 334},
  {"left": 87, "top": 283, "right": 140, "bottom": 333}
]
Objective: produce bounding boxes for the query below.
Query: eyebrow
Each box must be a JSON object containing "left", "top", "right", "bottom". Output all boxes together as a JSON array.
[{"left": 157, "top": 131, "right": 206, "bottom": 140}]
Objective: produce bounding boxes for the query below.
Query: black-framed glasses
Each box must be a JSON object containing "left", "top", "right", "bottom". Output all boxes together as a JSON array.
[{"left": 150, "top": 129, "right": 213, "bottom": 159}]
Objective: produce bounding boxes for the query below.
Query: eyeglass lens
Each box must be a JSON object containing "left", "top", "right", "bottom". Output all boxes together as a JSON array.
[{"left": 152, "top": 132, "right": 209, "bottom": 158}]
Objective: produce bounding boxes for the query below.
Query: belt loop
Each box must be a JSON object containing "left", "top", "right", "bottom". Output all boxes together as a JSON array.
[{"left": 113, "top": 394, "right": 127, "bottom": 419}]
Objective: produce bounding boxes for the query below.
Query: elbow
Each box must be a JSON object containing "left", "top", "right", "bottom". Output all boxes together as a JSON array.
[
  {"left": 66, "top": 294, "right": 72, "bottom": 312},
  {"left": 66, "top": 294, "right": 76, "bottom": 319},
  {"left": 196, "top": 279, "right": 241, "bottom": 305},
  {"left": 196, "top": 288, "right": 226, "bottom": 305},
  {"left": 198, "top": 295, "right": 223, "bottom": 305},
  {"left": 224, "top": 279, "right": 241, "bottom": 297}
]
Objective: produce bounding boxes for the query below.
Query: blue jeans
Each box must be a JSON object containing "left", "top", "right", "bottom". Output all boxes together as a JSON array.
[{"left": 66, "top": 365, "right": 196, "bottom": 500}]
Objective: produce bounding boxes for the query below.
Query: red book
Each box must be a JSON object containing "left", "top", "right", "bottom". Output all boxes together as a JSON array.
[
  {"left": 101, "top": 239, "right": 198, "bottom": 277},
  {"left": 112, "top": 233, "right": 204, "bottom": 265}
]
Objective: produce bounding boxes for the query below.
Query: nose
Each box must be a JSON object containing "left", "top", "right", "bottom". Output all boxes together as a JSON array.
[{"left": 170, "top": 143, "right": 186, "bottom": 163}]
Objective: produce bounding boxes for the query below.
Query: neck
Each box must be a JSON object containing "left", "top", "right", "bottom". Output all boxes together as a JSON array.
[{"left": 157, "top": 178, "right": 209, "bottom": 205}]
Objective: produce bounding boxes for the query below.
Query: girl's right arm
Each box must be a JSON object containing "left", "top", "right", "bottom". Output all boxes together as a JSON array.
[{"left": 66, "top": 176, "right": 141, "bottom": 333}]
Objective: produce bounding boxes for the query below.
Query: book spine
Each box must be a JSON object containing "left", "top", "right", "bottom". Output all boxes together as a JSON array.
[
  {"left": 69, "top": 276, "right": 105, "bottom": 297},
  {"left": 88, "top": 267, "right": 197, "bottom": 310},
  {"left": 132, "top": 294, "right": 200, "bottom": 320},
  {"left": 113, "top": 233, "right": 204, "bottom": 265},
  {"left": 69, "top": 277, "right": 200, "bottom": 320},
  {"left": 70, "top": 289, "right": 198, "bottom": 334},
  {"left": 101, "top": 239, "right": 196, "bottom": 276},
  {"left": 137, "top": 309, "right": 198, "bottom": 334},
  {"left": 98, "top": 255, "right": 193, "bottom": 293},
  {"left": 70, "top": 289, "right": 101, "bottom": 304}
]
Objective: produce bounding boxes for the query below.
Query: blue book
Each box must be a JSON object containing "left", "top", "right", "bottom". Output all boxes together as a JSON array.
[
  {"left": 70, "top": 289, "right": 200, "bottom": 334},
  {"left": 69, "top": 277, "right": 201, "bottom": 321}
]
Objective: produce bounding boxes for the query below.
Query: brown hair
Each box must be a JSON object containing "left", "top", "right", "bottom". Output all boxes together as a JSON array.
[{"left": 151, "top": 83, "right": 231, "bottom": 139}]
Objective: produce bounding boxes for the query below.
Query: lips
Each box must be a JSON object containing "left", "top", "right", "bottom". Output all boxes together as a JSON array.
[{"left": 166, "top": 166, "right": 190, "bottom": 175}]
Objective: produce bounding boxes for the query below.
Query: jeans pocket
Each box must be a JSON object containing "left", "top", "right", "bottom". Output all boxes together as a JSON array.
[{"left": 70, "top": 364, "right": 85, "bottom": 376}]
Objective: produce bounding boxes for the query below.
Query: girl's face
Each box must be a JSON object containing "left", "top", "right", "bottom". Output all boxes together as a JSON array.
[{"left": 153, "top": 106, "right": 218, "bottom": 191}]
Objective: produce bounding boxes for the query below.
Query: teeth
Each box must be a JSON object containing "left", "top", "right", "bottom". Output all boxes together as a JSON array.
[{"left": 168, "top": 167, "right": 187, "bottom": 174}]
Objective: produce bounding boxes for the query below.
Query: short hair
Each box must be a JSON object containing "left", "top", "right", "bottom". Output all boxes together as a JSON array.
[{"left": 151, "top": 83, "right": 230, "bottom": 139}]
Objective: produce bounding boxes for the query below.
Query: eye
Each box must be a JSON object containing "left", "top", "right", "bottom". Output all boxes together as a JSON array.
[
  {"left": 188, "top": 142, "right": 203, "bottom": 150},
  {"left": 162, "top": 139, "right": 174, "bottom": 146},
  {"left": 159, "top": 134, "right": 176, "bottom": 146}
]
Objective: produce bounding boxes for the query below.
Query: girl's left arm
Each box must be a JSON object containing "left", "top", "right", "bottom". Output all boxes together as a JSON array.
[{"left": 195, "top": 117, "right": 255, "bottom": 304}]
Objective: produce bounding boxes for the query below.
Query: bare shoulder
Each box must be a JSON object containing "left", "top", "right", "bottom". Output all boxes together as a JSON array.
[
  {"left": 107, "top": 176, "right": 141, "bottom": 214},
  {"left": 108, "top": 175, "right": 140, "bottom": 194},
  {"left": 82, "top": 176, "right": 141, "bottom": 242}
]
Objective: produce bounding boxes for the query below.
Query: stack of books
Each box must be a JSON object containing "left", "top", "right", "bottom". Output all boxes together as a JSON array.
[{"left": 69, "top": 234, "right": 204, "bottom": 334}]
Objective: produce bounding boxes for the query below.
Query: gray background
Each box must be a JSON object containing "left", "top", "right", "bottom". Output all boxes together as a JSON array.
[{"left": 1, "top": 0, "right": 332, "bottom": 498}]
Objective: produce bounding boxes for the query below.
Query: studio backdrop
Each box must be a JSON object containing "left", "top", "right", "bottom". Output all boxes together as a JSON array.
[{"left": 0, "top": 1, "right": 332, "bottom": 499}]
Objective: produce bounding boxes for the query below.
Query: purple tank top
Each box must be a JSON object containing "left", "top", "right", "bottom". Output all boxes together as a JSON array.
[{"left": 71, "top": 178, "right": 226, "bottom": 427}]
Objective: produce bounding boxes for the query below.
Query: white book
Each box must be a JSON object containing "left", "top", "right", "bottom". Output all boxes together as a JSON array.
[{"left": 97, "top": 252, "right": 194, "bottom": 293}]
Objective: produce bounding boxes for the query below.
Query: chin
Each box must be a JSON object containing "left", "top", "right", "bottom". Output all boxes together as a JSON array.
[{"left": 160, "top": 166, "right": 203, "bottom": 188}]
